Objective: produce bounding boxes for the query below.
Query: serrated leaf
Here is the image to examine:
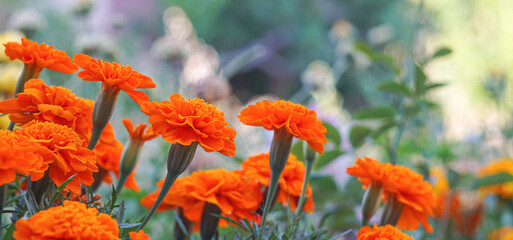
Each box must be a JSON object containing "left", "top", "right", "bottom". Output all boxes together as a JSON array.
[
  {"left": 433, "top": 47, "right": 452, "bottom": 59},
  {"left": 349, "top": 125, "right": 372, "bottom": 148},
  {"left": 353, "top": 106, "right": 396, "bottom": 120},
  {"left": 314, "top": 149, "right": 345, "bottom": 170},
  {"left": 290, "top": 141, "right": 304, "bottom": 161},
  {"left": 472, "top": 172, "right": 513, "bottom": 189},
  {"left": 323, "top": 122, "right": 341, "bottom": 146},
  {"left": 48, "top": 174, "right": 76, "bottom": 206},
  {"left": 378, "top": 81, "right": 411, "bottom": 96}
]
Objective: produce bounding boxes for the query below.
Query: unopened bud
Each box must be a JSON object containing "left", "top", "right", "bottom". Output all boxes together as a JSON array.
[{"left": 200, "top": 202, "right": 222, "bottom": 240}]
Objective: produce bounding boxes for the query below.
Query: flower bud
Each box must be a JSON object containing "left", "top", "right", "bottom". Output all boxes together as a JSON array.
[
  {"left": 200, "top": 202, "right": 222, "bottom": 240},
  {"left": 380, "top": 194, "right": 404, "bottom": 226},
  {"left": 269, "top": 128, "right": 294, "bottom": 172},
  {"left": 88, "top": 88, "right": 119, "bottom": 149},
  {"left": 361, "top": 181, "right": 383, "bottom": 225}
]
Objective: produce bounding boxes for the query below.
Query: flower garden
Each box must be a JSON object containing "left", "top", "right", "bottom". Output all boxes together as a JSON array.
[{"left": 1, "top": 1, "right": 513, "bottom": 240}]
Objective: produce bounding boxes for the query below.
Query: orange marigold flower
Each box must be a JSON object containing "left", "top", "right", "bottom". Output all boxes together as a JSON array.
[
  {"left": 238, "top": 100, "right": 327, "bottom": 154},
  {"left": 141, "top": 169, "right": 262, "bottom": 228},
  {"left": 16, "top": 121, "right": 98, "bottom": 193},
  {"left": 140, "top": 93, "right": 236, "bottom": 156},
  {"left": 357, "top": 224, "right": 413, "bottom": 240},
  {"left": 122, "top": 118, "right": 159, "bottom": 143},
  {"left": 4, "top": 38, "right": 78, "bottom": 74},
  {"left": 13, "top": 201, "right": 119, "bottom": 240},
  {"left": 73, "top": 53, "right": 155, "bottom": 104},
  {"left": 478, "top": 158, "right": 513, "bottom": 198},
  {"left": 347, "top": 157, "right": 435, "bottom": 233},
  {"left": 239, "top": 153, "right": 314, "bottom": 213},
  {"left": 0, "top": 130, "right": 47, "bottom": 185},
  {"left": 0, "top": 79, "right": 93, "bottom": 137},
  {"left": 129, "top": 230, "right": 151, "bottom": 240}
]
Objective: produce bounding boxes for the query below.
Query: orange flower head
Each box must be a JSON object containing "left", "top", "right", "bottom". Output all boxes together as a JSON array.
[
  {"left": 16, "top": 121, "right": 98, "bottom": 193},
  {"left": 0, "top": 130, "right": 47, "bottom": 185},
  {"left": 240, "top": 153, "right": 314, "bottom": 212},
  {"left": 140, "top": 93, "right": 236, "bottom": 156},
  {"left": 347, "top": 157, "right": 435, "bottom": 233},
  {"left": 73, "top": 53, "right": 155, "bottom": 104},
  {"left": 0, "top": 79, "right": 93, "bottom": 137},
  {"left": 129, "top": 230, "right": 151, "bottom": 240},
  {"left": 13, "top": 201, "right": 119, "bottom": 240},
  {"left": 4, "top": 38, "right": 78, "bottom": 73},
  {"left": 142, "top": 169, "right": 262, "bottom": 228},
  {"left": 478, "top": 158, "right": 513, "bottom": 198},
  {"left": 122, "top": 118, "right": 159, "bottom": 143},
  {"left": 357, "top": 224, "right": 413, "bottom": 240},
  {"left": 238, "top": 100, "right": 327, "bottom": 154}
]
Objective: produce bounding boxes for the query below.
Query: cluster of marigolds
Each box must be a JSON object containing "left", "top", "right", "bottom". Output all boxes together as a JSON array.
[{"left": 0, "top": 37, "right": 509, "bottom": 240}]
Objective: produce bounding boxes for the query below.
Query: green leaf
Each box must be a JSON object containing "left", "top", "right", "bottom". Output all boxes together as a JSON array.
[
  {"left": 353, "top": 106, "right": 396, "bottom": 120},
  {"left": 323, "top": 122, "right": 341, "bottom": 146},
  {"left": 354, "top": 42, "right": 400, "bottom": 73},
  {"left": 472, "top": 172, "right": 513, "bottom": 189},
  {"left": 211, "top": 213, "right": 249, "bottom": 231},
  {"left": 349, "top": 125, "right": 372, "bottom": 148},
  {"left": 3, "top": 223, "right": 15, "bottom": 240},
  {"left": 414, "top": 65, "right": 427, "bottom": 94},
  {"left": 378, "top": 81, "right": 411, "bottom": 96},
  {"left": 371, "top": 120, "right": 397, "bottom": 138},
  {"left": 313, "top": 149, "right": 345, "bottom": 170},
  {"left": 425, "top": 82, "right": 447, "bottom": 91},
  {"left": 432, "top": 47, "right": 452, "bottom": 59},
  {"left": 290, "top": 140, "right": 304, "bottom": 161}
]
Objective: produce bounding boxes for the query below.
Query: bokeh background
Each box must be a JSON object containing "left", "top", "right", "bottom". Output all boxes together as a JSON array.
[{"left": 1, "top": 0, "right": 513, "bottom": 239}]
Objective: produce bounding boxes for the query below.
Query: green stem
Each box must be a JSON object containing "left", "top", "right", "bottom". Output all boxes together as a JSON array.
[
  {"left": 137, "top": 172, "right": 179, "bottom": 231},
  {"left": 115, "top": 173, "right": 129, "bottom": 198},
  {"left": 259, "top": 170, "right": 282, "bottom": 240},
  {"left": 0, "top": 184, "right": 7, "bottom": 234},
  {"left": 295, "top": 159, "right": 313, "bottom": 215}
]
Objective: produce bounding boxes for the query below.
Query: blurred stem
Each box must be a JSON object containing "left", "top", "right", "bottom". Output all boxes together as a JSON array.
[
  {"left": 223, "top": 45, "right": 266, "bottom": 79},
  {"left": 295, "top": 158, "right": 313, "bottom": 216},
  {"left": 259, "top": 170, "right": 281, "bottom": 240},
  {"left": 0, "top": 184, "right": 6, "bottom": 234},
  {"left": 137, "top": 173, "right": 179, "bottom": 231}
]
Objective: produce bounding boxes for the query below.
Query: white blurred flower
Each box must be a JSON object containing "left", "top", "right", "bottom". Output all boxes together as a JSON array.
[{"left": 8, "top": 9, "right": 47, "bottom": 35}]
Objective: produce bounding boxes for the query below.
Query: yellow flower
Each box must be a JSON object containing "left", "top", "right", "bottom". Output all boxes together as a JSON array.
[
  {"left": 0, "top": 30, "right": 24, "bottom": 62},
  {"left": 0, "top": 63, "right": 24, "bottom": 94},
  {"left": 478, "top": 158, "right": 513, "bottom": 198}
]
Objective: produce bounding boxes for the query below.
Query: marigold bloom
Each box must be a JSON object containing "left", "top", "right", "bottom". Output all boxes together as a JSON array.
[
  {"left": 141, "top": 169, "right": 262, "bottom": 229},
  {"left": 0, "top": 130, "right": 47, "bottom": 185},
  {"left": 16, "top": 121, "right": 98, "bottom": 193},
  {"left": 73, "top": 53, "right": 155, "bottom": 104},
  {"left": 238, "top": 100, "right": 327, "bottom": 154},
  {"left": 347, "top": 157, "right": 435, "bottom": 233},
  {"left": 140, "top": 93, "right": 236, "bottom": 156},
  {"left": 130, "top": 230, "right": 151, "bottom": 240},
  {"left": 122, "top": 118, "right": 159, "bottom": 143},
  {"left": 0, "top": 79, "right": 93, "bottom": 137},
  {"left": 4, "top": 38, "right": 78, "bottom": 74},
  {"left": 13, "top": 201, "right": 119, "bottom": 240},
  {"left": 240, "top": 153, "right": 314, "bottom": 213},
  {"left": 478, "top": 158, "right": 513, "bottom": 198},
  {"left": 357, "top": 224, "right": 413, "bottom": 240}
]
